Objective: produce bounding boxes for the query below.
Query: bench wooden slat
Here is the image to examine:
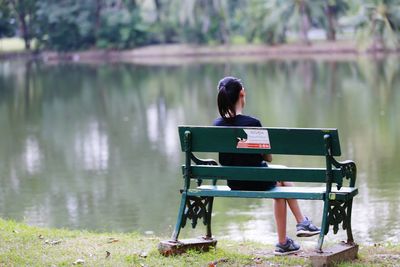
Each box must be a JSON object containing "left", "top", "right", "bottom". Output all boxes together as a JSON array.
[
  {"left": 179, "top": 126, "right": 341, "bottom": 156},
  {"left": 187, "top": 185, "right": 358, "bottom": 201},
  {"left": 188, "top": 165, "right": 343, "bottom": 184}
]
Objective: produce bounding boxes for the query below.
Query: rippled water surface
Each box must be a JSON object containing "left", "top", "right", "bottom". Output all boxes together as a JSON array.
[{"left": 0, "top": 57, "right": 399, "bottom": 244}]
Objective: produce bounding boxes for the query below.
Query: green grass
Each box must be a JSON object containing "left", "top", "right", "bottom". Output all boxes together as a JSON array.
[
  {"left": 230, "top": 35, "right": 248, "bottom": 45},
  {"left": 0, "top": 218, "right": 299, "bottom": 266},
  {"left": 0, "top": 218, "right": 399, "bottom": 266},
  {"left": 0, "top": 38, "right": 26, "bottom": 52}
]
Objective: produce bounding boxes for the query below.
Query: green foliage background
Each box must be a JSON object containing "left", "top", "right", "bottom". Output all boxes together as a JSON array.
[{"left": 1, "top": 0, "right": 400, "bottom": 51}]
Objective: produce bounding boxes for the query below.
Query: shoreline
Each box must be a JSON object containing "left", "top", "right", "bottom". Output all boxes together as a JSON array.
[
  {"left": 1, "top": 41, "right": 399, "bottom": 64},
  {"left": 1, "top": 218, "right": 399, "bottom": 266}
]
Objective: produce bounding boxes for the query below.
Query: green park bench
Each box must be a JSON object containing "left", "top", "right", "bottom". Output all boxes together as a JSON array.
[{"left": 159, "top": 126, "right": 358, "bottom": 257}]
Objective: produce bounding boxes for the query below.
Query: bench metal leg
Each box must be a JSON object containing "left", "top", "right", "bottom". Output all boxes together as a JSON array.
[
  {"left": 171, "top": 193, "right": 215, "bottom": 241},
  {"left": 345, "top": 199, "right": 354, "bottom": 244},
  {"left": 317, "top": 198, "right": 330, "bottom": 252},
  {"left": 317, "top": 198, "right": 356, "bottom": 252},
  {"left": 171, "top": 192, "right": 187, "bottom": 241},
  {"left": 205, "top": 197, "right": 214, "bottom": 238}
]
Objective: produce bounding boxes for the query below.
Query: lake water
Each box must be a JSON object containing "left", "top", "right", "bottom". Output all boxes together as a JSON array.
[{"left": 0, "top": 57, "right": 399, "bottom": 245}]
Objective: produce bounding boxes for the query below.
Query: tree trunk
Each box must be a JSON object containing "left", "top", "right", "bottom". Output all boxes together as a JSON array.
[
  {"left": 326, "top": 5, "right": 336, "bottom": 41},
  {"left": 10, "top": 0, "right": 30, "bottom": 50},
  {"left": 154, "top": 0, "right": 162, "bottom": 21},
  {"left": 19, "top": 13, "right": 30, "bottom": 50},
  {"left": 213, "top": 1, "right": 229, "bottom": 44},
  {"left": 370, "top": 20, "right": 385, "bottom": 52},
  {"left": 299, "top": 0, "right": 310, "bottom": 45},
  {"left": 94, "top": 0, "right": 103, "bottom": 42},
  {"left": 200, "top": 0, "right": 211, "bottom": 35}
]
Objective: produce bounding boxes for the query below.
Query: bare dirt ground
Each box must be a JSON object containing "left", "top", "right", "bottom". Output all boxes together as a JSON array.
[
  {"left": 2, "top": 41, "right": 398, "bottom": 65},
  {"left": 39, "top": 40, "right": 398, "bottom": 65}
]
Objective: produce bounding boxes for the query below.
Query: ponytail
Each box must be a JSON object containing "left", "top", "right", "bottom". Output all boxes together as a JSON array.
[
  {"left": 217, "top": 77, "right": 243, "bottom": 121},
  {"left": 218, "top": 86, "right": 236, "bottom": 120}
]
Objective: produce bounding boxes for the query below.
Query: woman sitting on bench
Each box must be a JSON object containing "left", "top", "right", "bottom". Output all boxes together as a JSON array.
[{"left": 213, "top": 76, "right": 320, "bottom": 255}]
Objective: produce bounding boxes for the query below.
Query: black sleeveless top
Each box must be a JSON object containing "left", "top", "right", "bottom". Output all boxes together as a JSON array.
[{"left": 213, "top": 115, "right": 276, "bottom": 191}]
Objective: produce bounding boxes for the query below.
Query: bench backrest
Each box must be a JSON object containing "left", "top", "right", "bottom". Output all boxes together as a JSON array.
[
  {"left": 178, "top": 126, "right": 344, "bottom": 187},
  {"left": 178, "top": 126, "right": 341, "bottom": 156}
]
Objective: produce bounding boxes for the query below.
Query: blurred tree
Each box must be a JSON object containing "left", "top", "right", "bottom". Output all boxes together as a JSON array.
[
  {"left": 35, "top": 0, "right": 95, "bottom": 51},
  {"left": 96, "top": 0, "right": 147, "bottom": 49},
  {"left": 340, "top": 0, "right": 400, "bottom": 50},
  {"left": 7, "top": 0, "right": 38, "bottom": 49},
  {"left": 179, "top": 0, "right": 230, "bottom": 44},
  {"left": 101, "top": 0, "right": 147, "bottom": 48},
  {"left": 0, "top": 0, "right": 16, "bottom": 38},
  {"left": 322, "top": 0, "right": 349, "bottom": 41},
  {"left": 242, "top": 1, "right": 288, "bottom": 44},
  {"left": 34, "top": 0, "right": 146, "bottom": 51},
  {"left": 2, "top": 0, "right": 399, "bottom": 51},
  {"left": 94, "top": 0, "right": 102, "bottom": 41},
  {"left": 242, "top": 0, "right": 350, "bottom": 44},
  {"left": 153, "top": 0, "right": 161, "bottom": 22},
  {"left": 144, "top": 0, "right": 179, "bottom": 43},
  {"left": 242, "top": 0, "right": 327, "bottom": 45}
]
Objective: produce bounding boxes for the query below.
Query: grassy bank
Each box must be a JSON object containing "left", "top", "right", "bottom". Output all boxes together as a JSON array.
[
  {"left": 0, "top": 38, "right": 26, "bottom": 52},
  {"left": 0, "top": 218, "right": 399, "bottom": 266}
]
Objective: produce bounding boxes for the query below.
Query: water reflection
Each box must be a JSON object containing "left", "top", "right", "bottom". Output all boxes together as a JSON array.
[
  {"left": 75, "top": 121, "right": 109, "bottom": 172},
  {"left": 0, "top": 57, "right": 399, "bottom": 244},
  {"left": 23, "top": 136, "right": 42, "bottom": 174}
]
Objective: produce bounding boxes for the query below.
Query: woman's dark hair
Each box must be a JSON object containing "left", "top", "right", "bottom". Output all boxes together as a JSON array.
[{"left": 217, "top": 76, "right": 243, "bottom": 121}]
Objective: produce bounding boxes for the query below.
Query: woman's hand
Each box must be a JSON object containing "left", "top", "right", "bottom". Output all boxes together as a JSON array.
[{"left": 263, "top": 154, "right": 272, "bottom": 162}]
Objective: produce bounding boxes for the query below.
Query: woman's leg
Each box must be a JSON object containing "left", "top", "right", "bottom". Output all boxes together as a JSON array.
[
  {"left": 274, "top": 198, "right": 287, "bottom": 244},
  {"left": 274, "top": 181, "right": 320, "bottom": 241},
  {"left": 276, "top": 181, "right": 305, "bottom": 224}
]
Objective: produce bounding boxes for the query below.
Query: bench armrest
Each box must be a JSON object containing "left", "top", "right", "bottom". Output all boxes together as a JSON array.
[
  {"left": 190, "top": 154, "right": 218, "bottom": 166},
  {"left": 332, "top": 159, "right": 357, "bottom": 189},
  {"left": 190, "top": 153, "right": 218, "bottom": 186}
]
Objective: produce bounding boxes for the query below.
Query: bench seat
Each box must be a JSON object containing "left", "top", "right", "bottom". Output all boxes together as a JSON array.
[{"left": 187, "top": 185, "right": 358, "bottom": 201}]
